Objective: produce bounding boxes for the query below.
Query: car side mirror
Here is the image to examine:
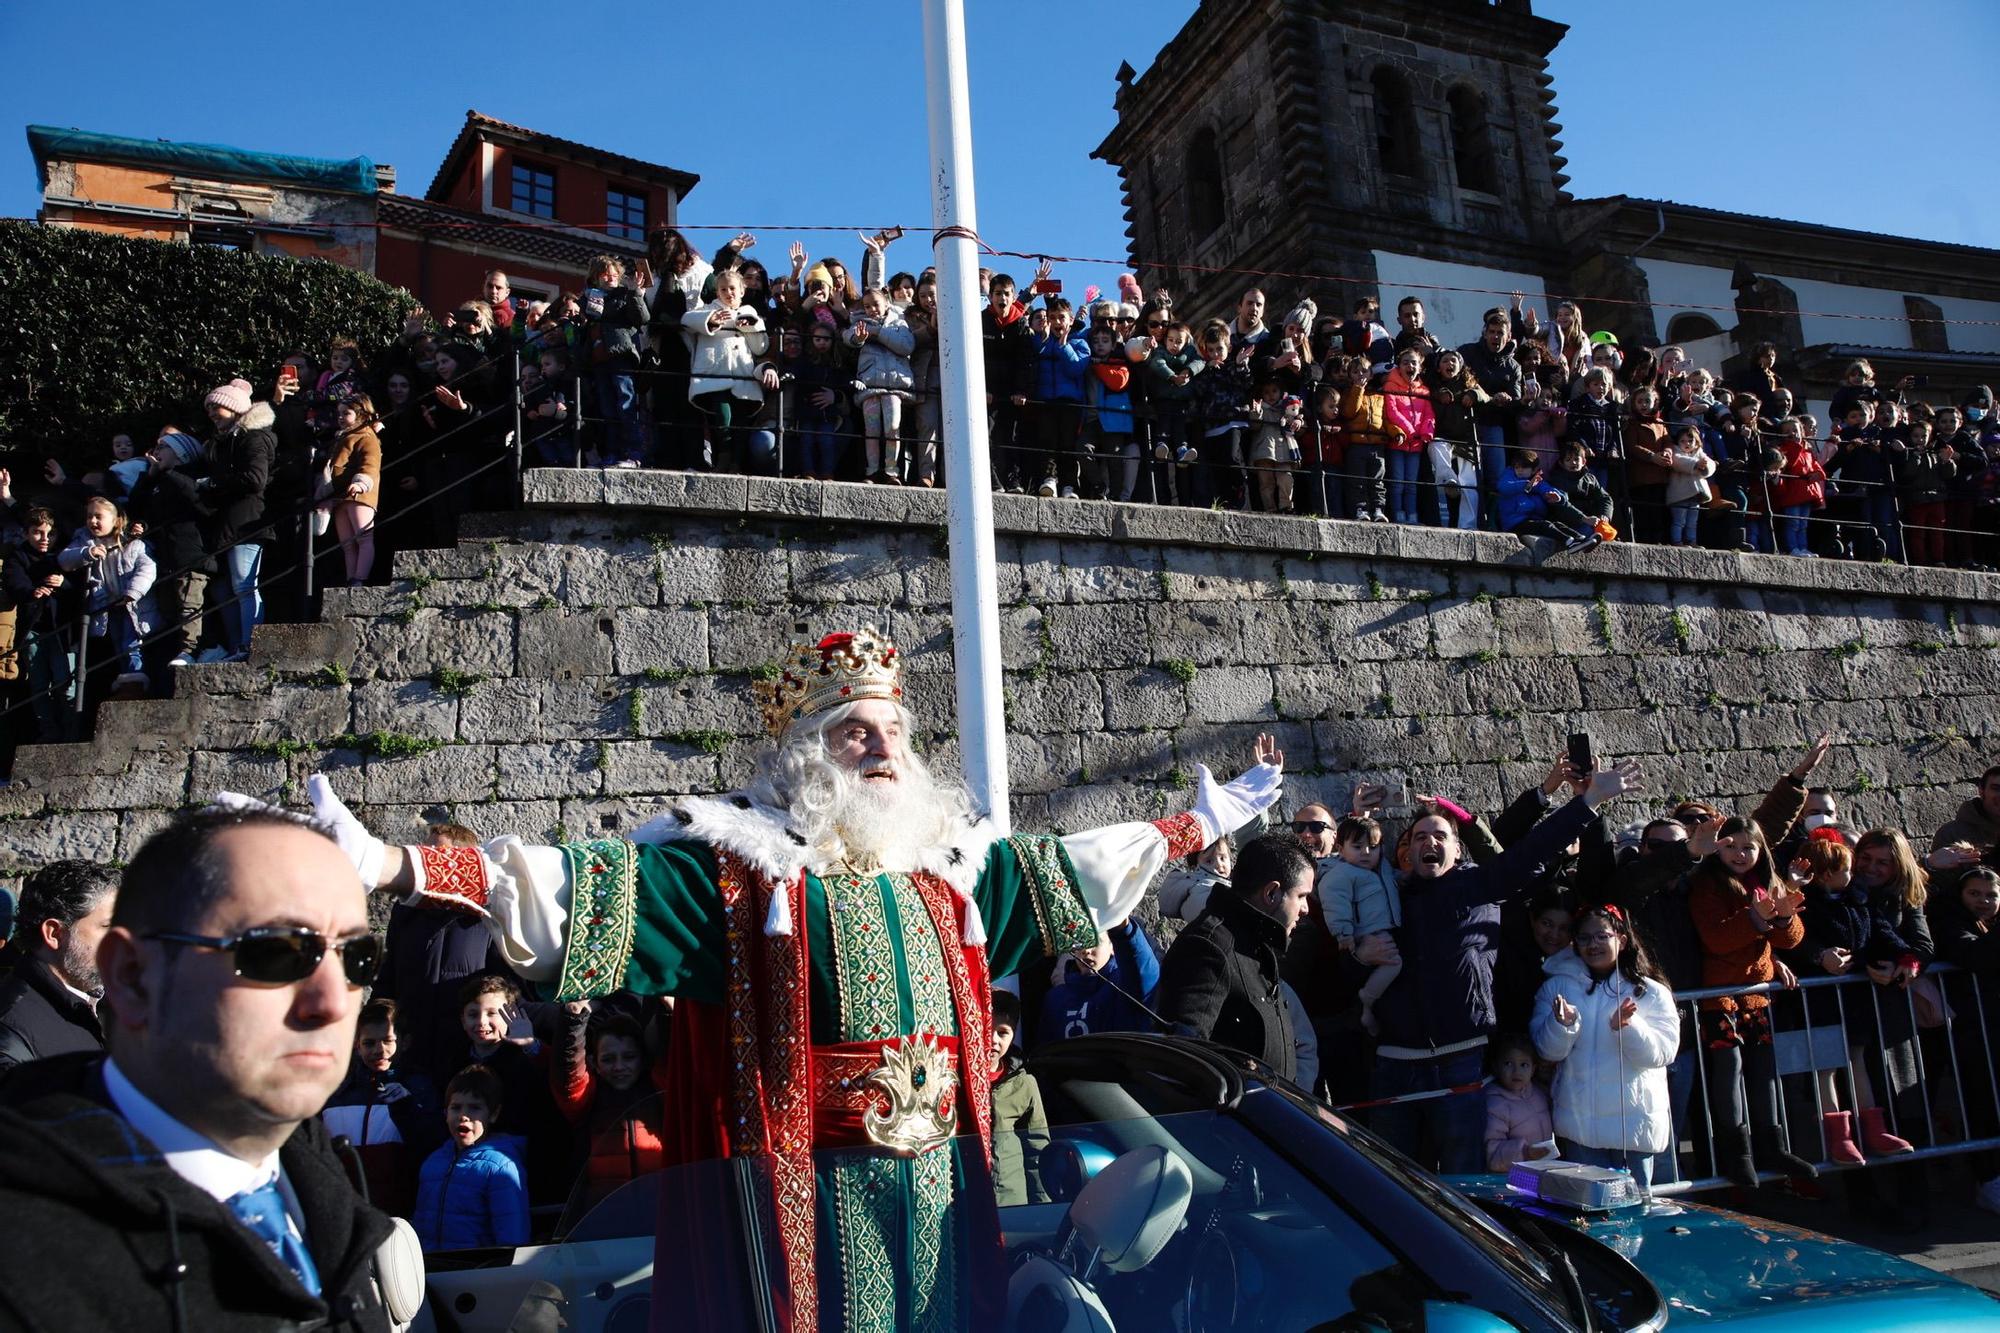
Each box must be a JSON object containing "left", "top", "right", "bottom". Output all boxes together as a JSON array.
[
  {"left": 1420, "top": 1302, "right": 1524, "bottom": 1333},
  {"left": 1041, "top": 1138, "right": 1119, "bottom": 1203}
]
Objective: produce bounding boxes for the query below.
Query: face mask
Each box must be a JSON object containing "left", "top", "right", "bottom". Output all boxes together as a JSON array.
[
  {"left": 1802, "top": 813, "right": 1837, "bottom": 831},
  {"left": 1968, "top": 408, "right": 1988, "bottom": 423}
]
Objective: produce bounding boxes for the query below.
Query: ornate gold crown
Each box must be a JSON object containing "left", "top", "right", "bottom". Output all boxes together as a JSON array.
[{"left": 754, "top": 625, "right": 905, "bottom": 737}]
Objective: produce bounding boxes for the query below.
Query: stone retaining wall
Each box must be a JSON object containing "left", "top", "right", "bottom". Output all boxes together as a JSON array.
[{"left": 5, "top": 471, "right": 1999, "bottom": 879}]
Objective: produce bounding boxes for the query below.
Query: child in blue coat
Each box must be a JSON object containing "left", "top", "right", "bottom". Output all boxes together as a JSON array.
[
  {"left": 412, "top": 1065, "right": 530, "bottom": 1252},
  {"left": 1031, "top": 298, "right": 1092, "bottom": 498},
  {"left": 1497, "top": 448, "right": 1603, "bottom": 554},
  {"left": 1039, "top": 918, "right": 1161, "bottom": 1042}
]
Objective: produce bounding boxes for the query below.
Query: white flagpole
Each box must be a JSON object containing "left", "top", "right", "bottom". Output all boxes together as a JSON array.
[{"left": 921, "top": 0, "right": 1010, "bottom": 832}]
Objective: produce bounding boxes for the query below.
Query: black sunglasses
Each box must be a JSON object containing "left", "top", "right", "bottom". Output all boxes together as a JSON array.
[
  {"left": 146, "top": 926, "right": 381, "bottom": 987},
  {"left": 1291, "top": 820, "right": 1331, "bottom": 835}
]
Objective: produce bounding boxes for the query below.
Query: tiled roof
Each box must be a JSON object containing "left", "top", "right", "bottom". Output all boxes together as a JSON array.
[
  {"left": 376, "top": 194, "right": 643, "bottom": 270},
  {"left": 424, "top": 110, "right": 699, "bottom": 205},
  {"left": 1574, "top": 195, "right": 2000, "bottom": 259}
]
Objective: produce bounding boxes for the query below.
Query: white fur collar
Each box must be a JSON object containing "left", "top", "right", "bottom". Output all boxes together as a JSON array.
[{"left": 628, "top": 790, "right": 1002, "bottom": 920}]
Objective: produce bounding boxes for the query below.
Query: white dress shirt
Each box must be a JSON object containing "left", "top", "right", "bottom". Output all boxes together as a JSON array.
[{"left": 102, "top": 1057, "right": 308, "bottom": 1240}]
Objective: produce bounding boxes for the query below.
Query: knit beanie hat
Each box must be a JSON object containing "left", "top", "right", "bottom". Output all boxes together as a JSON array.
[
  {"left": 205, "top": 377, "right": 253, "bottom": 415},
  {"left": 156, "top": 431, "right": 203, "bottom": 467},
  {"left": 805, "top": 264, "right": 834, "bottom": 293},
  {"left": 1281, "top": 299, "right": 1318, "bottom": 334}
]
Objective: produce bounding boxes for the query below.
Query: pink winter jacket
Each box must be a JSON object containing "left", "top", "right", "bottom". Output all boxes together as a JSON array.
[
  {"left": 1381, "top": 368, "right": 1436, "bottom": 452},
  {"left": 1484, "top": 1082, "right": 1555, "bottom": 1172}
]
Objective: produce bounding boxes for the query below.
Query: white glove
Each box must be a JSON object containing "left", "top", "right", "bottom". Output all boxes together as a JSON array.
[
  {"left": 212, "top": 789, "right": 285, "bottom": 817},
  {"left": 306, "top": 773, "right": 387, "bottom": 889},
  {"left": 1191, "top": 761, "right": 1284, "bottom": 846}
]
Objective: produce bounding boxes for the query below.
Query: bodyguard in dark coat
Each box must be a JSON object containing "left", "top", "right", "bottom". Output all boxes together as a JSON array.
[
  {"left": 0, "top": 1053, "right": 393, "bottom": 1333},
  {"left": 0, "top": 809, "right": 407, "bottom": 1332},
  {"left": 1157, "top": 833, "right": 1316, "bottom": 1081},
  {"left": 0, "top": 859, "right": 116, "bottom": 1072}
]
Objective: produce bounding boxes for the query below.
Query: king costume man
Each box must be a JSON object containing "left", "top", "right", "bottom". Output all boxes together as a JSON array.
[{"left": 301, "top": 626, "right": 1284, "bottom": 1333}]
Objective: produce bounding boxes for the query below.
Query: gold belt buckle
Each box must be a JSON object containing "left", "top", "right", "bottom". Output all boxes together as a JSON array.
[{"left": 862, "top": 1032, "right": 959, "bottom": 1158}]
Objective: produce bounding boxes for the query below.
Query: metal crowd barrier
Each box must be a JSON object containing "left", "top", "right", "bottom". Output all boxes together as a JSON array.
[{"left": 1651, "top": 963, "right": 1996, "bottom": 1196}]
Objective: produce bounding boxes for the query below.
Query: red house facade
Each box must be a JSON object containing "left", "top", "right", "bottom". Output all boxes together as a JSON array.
[
  {"left": 374, "top": 111, "right": 700, "bottom": 312},
  {"left": 30, "top": 110, "right": 700, "bottom": 317}
]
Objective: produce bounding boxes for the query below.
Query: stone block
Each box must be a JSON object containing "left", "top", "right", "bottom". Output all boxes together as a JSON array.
[
  {"left": 1061, "top": 540, "right": 1165, "bottom": 604},
  {"left": 1275, "top": 556, "right": 1372, "bottom": 602},
  {"left": 1159, "top": 546, "right": 1274, "bottom": 602},
  {"left": 0, "top": 811, "right": 119, "bottom": 869},
  {"left": 561, "top": 796, "right": 687, "bottom": 841},
  {"left": 363, "top": 609, "right": 518, "bottom": 679},
  {"left": 190, "top": 751, "right": 288, "bottom": 804},
  {"left": 1046, "top": 782, "right": 1155, "bottom": 836},
  {"left": 1546, "top": 599, "right": 1613, "bottom": 656},
  {"left": 1453, "top": 658, "right": 1582, "bottom": 715},
  {"left": 1005, "top": 733, "right": 1081, "bottom": 794},
  {"left": 252, "top": 620, "right": 361, "bottom": 671},
  {"left": 1145, "top": 602, "right": 1244, "bottom": 666},
  {"left": 349, "top": 679, "right": 459, "bottom": 740},
  {"left": 521, "top": 467, "right": 608, "bottom": 507},
  {"left": 655, "top": 539, "right": 787, "bottom": 608},
  {"left": 1007, "top": 673, "right": 1107, "bottom": 733},
  {"left": 458, "top": 679, "right": 544, "bottom": 742},
  {"left": 600, "top": 742, "right": 723, "bottom": 797},
  {"left": 612, "top": 609, "right": 710, "bottom": 675},
  {"left": 1482, "top": 597, "right": 1552, "bottom": 660},
  {"left": 1573, "top": 657, "right": 1643, "bottom": 710},
  {"left": 448, "top": 800, "right": 567, "bottom": 844},
  {"left": 1585, "top": 705, "right": 1681, "bottom": 758},
  {"left": 1325, "top": 602, "right": 1433, "bottom": 662},
  {"left": 708, "top": 605, "right": 824, "bottom": 673},
  {"left": 1729, "top": 703, "right": 1807, "bottom": 753},
  {"left": 1428, "top": 599, "right": 1502, "bottom": 659},
  {"left": 1271, "top": 662, "right": 1381, "bottom": 722},
  {"left": 1604, "top": 596, "right": 1684, "bottom": 655},
  {"left": 362, "top": 745, "right": 496, "bottom": 805},
  {"left": 1101, "top": 668, "right": 1191, "bottom": 731},
  {"left": 1082, "top": 731, "right": 1177, "bottom": 784},
  {"left": 95, "top": 697, "right": 196, "bottom": 753},
  {"left": 602, "top": 468, "right": 748, "bottom": 513},
  {"left": 1310, "top": 717, "right": 1425, "bottom": 770},
  {"left": 1015, "top": 537, "right": 1070, "bottom": 606},
  {"left": 1374, "top": 659, "right": 1457, "bottom": 716},
  {"left": 633, "top": 674, "right": 759, "bottom": 739},
  {"left": 518, "top": 609, "right": 615, "bottom": 680},
  {"left": 118, "top": 807, "right": 182, "bottom": 860},
  {"left": 1242, "top": 601, "right": 1334, "bottom": 666},
  {"left": 887, "top": 609, "right": 955, "bottom": 671},
  {"left": 1631, "top": 658, "right": 1722, "bottom": 708},
  {"left": 1046, "top": 605, "right": 1152, "bottom": 671},
  {"left": 789, "top": 537, "right": 911, "bottom": 605},
  {"left": 1173, "top": 723, "right": 1313, "bottom": 783},
  {"left": 496, "top": 742, "right": 605, "bottom": 800},
  {"left": 999, "top": 607, "right": 1049, "bottom": 672},
  {"left": 393, "top": 546, "right": 495, "bottom": 582},
  {"left": 1185, "top": 666, "right": 1277, "bottom": 724}
]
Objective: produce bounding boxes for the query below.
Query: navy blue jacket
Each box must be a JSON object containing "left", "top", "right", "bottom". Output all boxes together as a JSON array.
[
  {"left": 412, "top": 1137, "right": 529, "bottom": 1252},
  {"left": 373, "top": 903, "right": 507, "bottom": 1091},
  {"left": 1038, "top": 921, "right": 1161, "bottom": 1041},
  {"left": 1373, "top": 796, "right": 1600, "bottom": 1053}
]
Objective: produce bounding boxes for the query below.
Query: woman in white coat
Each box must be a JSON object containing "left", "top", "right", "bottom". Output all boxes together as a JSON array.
[
  {"left": 1531, "top": 904, "right": 1681, "bottom": 1190},
  {"left": 681, "top": 268, "right": 768, "bottom": 470}
]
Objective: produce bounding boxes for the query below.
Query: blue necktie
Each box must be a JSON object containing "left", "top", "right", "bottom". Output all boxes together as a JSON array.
[{"left": 226, "top": 1179, "right": 322, "bottom": 1298}]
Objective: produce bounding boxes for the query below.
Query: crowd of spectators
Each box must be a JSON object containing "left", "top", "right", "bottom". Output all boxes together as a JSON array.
[
  {"left": 7, "top": 226, "right": 2000, "bottom": 769},
  {"left": 2, "top": 734, "right": 1999, "bottom": 1262}
]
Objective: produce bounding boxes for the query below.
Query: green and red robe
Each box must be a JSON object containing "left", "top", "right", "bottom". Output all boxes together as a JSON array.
[{"left": 407, "top": 797, "right": 1207, "bottom": 1333}]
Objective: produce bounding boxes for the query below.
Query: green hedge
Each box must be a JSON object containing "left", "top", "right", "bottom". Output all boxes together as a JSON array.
[{"left": 0, "top": 220, "right": 420, "bottom": 459}]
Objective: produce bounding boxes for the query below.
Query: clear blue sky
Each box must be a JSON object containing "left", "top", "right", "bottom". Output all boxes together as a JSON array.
[{"left": 3, "top": 1, "right": 1993, "bottom": 301}]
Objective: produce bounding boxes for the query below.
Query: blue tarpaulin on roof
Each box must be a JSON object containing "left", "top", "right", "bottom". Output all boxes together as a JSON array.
[{"left": 27, "top": 125, "right": 377, "bottom": 196}]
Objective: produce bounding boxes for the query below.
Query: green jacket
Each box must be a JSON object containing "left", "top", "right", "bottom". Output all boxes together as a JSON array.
[{"left": 990, "top": 1056, "right": 1050, "bottom": 1206}]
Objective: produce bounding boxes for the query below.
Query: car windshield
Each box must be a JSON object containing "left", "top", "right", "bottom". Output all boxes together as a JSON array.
[{"left": 434, "top": 1105, "right": 1448, "bottom": 1332}]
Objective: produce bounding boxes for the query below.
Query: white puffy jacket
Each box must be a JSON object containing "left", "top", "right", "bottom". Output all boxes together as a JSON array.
[
  {"left": 1530, "top": 950, "right": 1680, "bottom": 1155},
  {"left": 682, "top": 301, "right": 769, "bottom": 403}
]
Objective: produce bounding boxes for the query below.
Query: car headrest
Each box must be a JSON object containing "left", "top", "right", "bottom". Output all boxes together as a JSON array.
[{"left": 1068, "top": 1144, "right": 1194, "bottom": 1274}]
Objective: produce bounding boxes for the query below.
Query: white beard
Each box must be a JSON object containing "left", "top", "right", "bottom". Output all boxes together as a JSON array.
[{"left": 752, "top": 702, "right": 977, "bottom": 875}]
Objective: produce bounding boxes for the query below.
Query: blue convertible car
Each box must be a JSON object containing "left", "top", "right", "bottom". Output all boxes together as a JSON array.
[{"left": 416, "top": 1033, "right": 2000, "bottom": 1331}]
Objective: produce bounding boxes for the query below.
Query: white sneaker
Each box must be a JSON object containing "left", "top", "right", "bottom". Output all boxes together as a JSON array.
[
  {"left": 1370, "top": 508, "right": 1390, "bottom": 523},
  {"left": 167, "top": 655, "right": 193, "bottom": 668},
  {"left": 1978, "top": 1176, "right": 2000, "bottom": 1216},
  {"left": 1036, "top": 477, "right": 1058, "bottom": 498},
  {"left": 1059, "top": 486, "right": 1078, "bottom": 500},
  {"left": 1176, "top": 445, "right": 1198, "bottom": 465},
  {"left": 1153, "top": 443, "right": 1170, "bottom": 461},
  {"left": 1354, "top": 506, "right": 1370, "bottom": 522}
]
